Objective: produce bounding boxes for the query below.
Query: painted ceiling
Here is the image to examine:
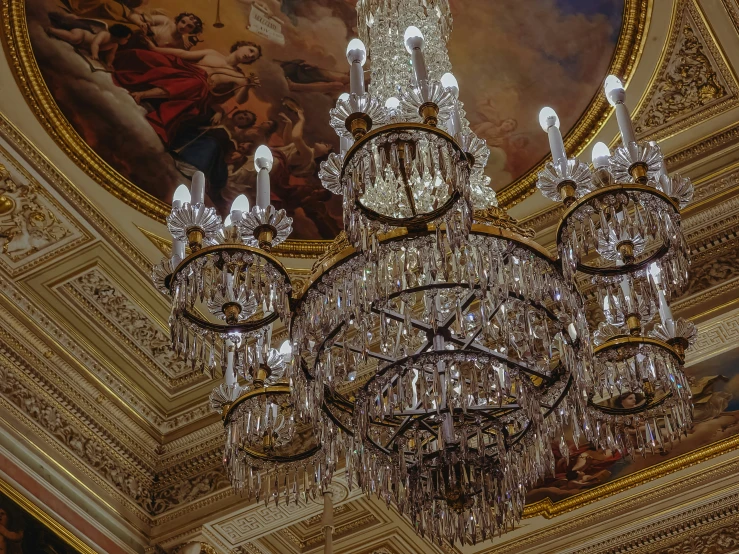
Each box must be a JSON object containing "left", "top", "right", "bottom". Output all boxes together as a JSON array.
[
  {"left": 21, "top": 0, "right": 626, "bottom": 240},
  {"left": 3, "top": 0, "right": 739, "bottom": 552}
]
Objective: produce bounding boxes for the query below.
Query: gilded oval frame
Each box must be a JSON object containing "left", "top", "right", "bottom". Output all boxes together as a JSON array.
[{"left": 1, "top": 0, "right": 649, "bottom": 256}]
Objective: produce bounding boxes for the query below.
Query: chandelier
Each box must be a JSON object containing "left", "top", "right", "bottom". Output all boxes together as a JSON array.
[
  {"left": 535, "top": 76, "right": 696, "bottom": 455},
  {"left": 152, "top": 0, "right": 696, "bottom": 547}
]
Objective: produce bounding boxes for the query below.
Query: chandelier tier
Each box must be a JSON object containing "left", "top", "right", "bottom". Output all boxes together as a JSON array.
[
  {"left": 156, "top": 159, "right": 293, "bottom": 376},
  {"left": 209, "top": 342, "right": 341, "bottom": 504},
  {"left": 289, "top": 0, "right": 596, "bottom": 543},
  {"left": 536, "top": 77, "right": 696, "bottom": 455},
  {"left": 152, "top": 0, "right": 697, "bottom": 548}
]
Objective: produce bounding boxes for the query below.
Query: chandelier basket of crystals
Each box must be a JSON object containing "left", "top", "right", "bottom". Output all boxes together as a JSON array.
[
  {"left": 153, "top": 154, "right": 342, "bottom": 504},
  {"left": 293, "top": 0, "right": 598, "bottom": 545},
  {"left": 536, "top": 75, "right": 697, "bottom": 457}
]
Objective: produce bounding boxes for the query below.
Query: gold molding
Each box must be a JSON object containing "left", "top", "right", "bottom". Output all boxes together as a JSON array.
[
  {"left": 523, "top": 433, "right": 739, "bottom": 519},
  {"left": 0, "top": 0, "right": 333, "bottom": 257},
  {"left": 496, "top": 0, "right": 651, "bottom": 209},
  {"left": 1, "top": 0, "right": 648, "bottom": 238},
  {"left": 0, "top": 476, "right": 101, "bottom": 554}
]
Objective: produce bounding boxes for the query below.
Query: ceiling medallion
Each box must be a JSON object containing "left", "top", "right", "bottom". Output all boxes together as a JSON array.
[{"left": 153, "top": 0, "right": 695, "bottom": 547}]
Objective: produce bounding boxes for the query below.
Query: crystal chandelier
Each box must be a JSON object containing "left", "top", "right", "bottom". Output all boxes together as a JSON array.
[
  {"left": 535, "top": 76, "right": 696, "bottom": 455},
  {"left": 293, "top": 0, "right": 592, "bottom": 545},
  {"left": 152, "top": 0, "right": 696, "bottom": 547}
]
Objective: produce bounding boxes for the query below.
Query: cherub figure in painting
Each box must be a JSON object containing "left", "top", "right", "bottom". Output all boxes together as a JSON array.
[
  {"left": 132, "top": 11, "right": 204, "bottom": 50},
  {"left": 45, "top": 22, "right": 132, "bottom": 69}
]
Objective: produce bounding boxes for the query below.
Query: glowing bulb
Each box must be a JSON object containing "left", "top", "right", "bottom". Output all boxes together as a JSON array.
[
  {"left": 538, "top": 107, "right": 560, "bottom": 131},
  {"left": 230, "top": 194, "right": 250, "bottom": 213},
  {"left": 279, "top": 340, "right": 292, "bottom": 356},
  {"left": 385, "top": 96, "right": 400, "bottom": 110},
  {"left": 591, "top": 141, "right": 611, "bottom": 167},
  {"left": 440, "top": 72, "right": 459, "bottom": 96},
  {"left": 254, "top": 145, "right": 273, "bottom": 171},
  {"left": 346, "top": 38, "right": 367, "bottom": 66},
  {"left": 604, "top": 75, "right": 625, "bottom": 106},
  {"left": 339, "top": 93, "right": 350, "bottom": 102},
  {"left": 173, "top": 184, "right": 191, "bottom": 204},
  {"left": 404, "top": 26, "right": 424, "bottom": 53},
  {"left": 224, "top": 214, "right": 232, "bottom": 227},
  {"left": 648, "top": 262, "right": 661, "bottom": 285}
]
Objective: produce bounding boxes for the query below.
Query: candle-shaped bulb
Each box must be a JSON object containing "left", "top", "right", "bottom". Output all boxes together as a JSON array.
[
  {"left": 441, "top": 72, "right": 461, "bottom": 136},
  {"left": 229, "top": 194, "right": 250, "bottom": 224},
  {"left": 254, "top": 145, "right": 273, "bottom": 171},
  {"left": 440, "top": 72, "right": 459, "bottom": 97},
  {"left": 279, "top": 340, "right": 292, "bottom": 356},
  {"left": 604, "top": 75, "right": 636, "bottom": 146},
  {"left": 592, "top": 141, "right": 611, "bottom": 168},
  {"left": 339, "top": 93, "right": 350, "bottom": 102},
  {"left": 539, "top": 107, "right": 566, "bottom": 164},
  {"left": 604, "top": 75, "right": 626, "bottom": 106},
  {"left": 385, "top": 96, "right": 400, "bottom": 110},
  {"left": 225, "top": 341, "right": 236, "bottom": 387},
  {"left": 404, "top": 26, "right": 424, "bottom": 53},
  {"left": 255, "top": 145, "right": 273, "bottom": 209},
  {"left": 190, "top": 171, "right": 206, "bottom": 205},
  {"left": 404, "top": 26, "right": 428, "bottom": 94},
  {"left": 346, "top": 39, "right": 366, "bottom": 95},
  {"left": 172, "top": 184, "right": 191, "bottom": 209},
  {"left": 538, "top": 107, "right": 560, "bottom": 131},
  {"left": 346, "top": 39, "right": 367, "bottom": 65},
  {"left": 171, "top": 238, "right": 186, "bottom": 264},
  {"left": 230, "top": 194, "right": 250, "bottom": 213}
]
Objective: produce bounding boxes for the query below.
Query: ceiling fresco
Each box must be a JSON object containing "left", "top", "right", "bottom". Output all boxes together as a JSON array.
[{"left": 19, "top": 0, "right": 625, "bottom": 240}]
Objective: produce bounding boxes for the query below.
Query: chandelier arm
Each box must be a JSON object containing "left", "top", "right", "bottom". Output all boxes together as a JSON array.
[
  {"left": 542, "top": 374, "right": 574, "bottom": 418},
  {"left": 588, "top": 391, "right": 672, "bottom": 416},
  {"left": 380, "top": 414, "right": 424, "bottom": 449},
  {"left": 437, "top": 289, "right": 478, "bottom": 329},
  {"left": 179, "top": 308, "right": 280, "bottom": 334},
  {"left": 442, "top": 338, "right": 553, "bottom": 383},
  {"left": 371, "top": 304, "right": 433, "bottom": 333},
  {"left": 332, "top": 341, "right": 401, "bottom": 364},
  {"left": 458, "top": 296, "right": 508, "bottom": 350}
]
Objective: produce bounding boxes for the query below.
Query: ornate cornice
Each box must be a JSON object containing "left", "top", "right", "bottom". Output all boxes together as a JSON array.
[
  {"left": 59, "top": 266, "right": 206, "bottom": 388},
  {"left": 481, "top": 454, "right": 739, "bottom": 553}
]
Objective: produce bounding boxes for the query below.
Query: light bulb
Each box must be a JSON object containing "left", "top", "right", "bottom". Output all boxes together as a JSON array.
[
  {"left": 173, "top": 184, "right": 191, "bottom": 204},
  {"left": 591, "top": 141, "right": 611, "bottom": 167},
  {"left": 230, "top": 194, "right": 250, "bottom": 213},
  {"left": 440, "top": 72, "right": 459, "bottom": 97},
  {"left": 279, "top": 340, "right": 292, "bottom": 356},
  {"left": 385, "top": 96, "right": 400, "bottom": 110},
  {"left": 404, "top": 26, "right": 424, "bottom": 53},
  {"left": 604, "top": 75, "right": 625, "bottom": 106},
  {"left": 339, "top": 92, "right": 350, "bottom": 102},
  {"left": 648, "top": 262, "right": 662, "bottom": 285},
  {"left": 223, "top": 214, "right": 232, "bottom": 227},
  {"left": 346, "top": 38, "right": 367, "bottom": 66},
  {"left": 254, "top": 145, "right": 274, "bottom": 171},
  {"left": 538, "top": 107, "right": 560, "bottom": 131}
]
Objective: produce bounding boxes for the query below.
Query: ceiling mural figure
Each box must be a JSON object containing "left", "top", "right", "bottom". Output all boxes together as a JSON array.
[{"left": 25, "top": 0, "right": 623, "bottom": 239}]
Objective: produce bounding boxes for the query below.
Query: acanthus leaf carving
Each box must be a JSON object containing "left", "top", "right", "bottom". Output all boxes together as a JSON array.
[
  {"left": 634, "top": 1, "right": 738, "bottom": 140},
  {"left": 0, "top": 162, "right": 71, "bottom": 261}
]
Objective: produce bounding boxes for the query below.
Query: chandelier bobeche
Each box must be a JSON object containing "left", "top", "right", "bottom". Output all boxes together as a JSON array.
[{"left": 153, "top": 0, "right": 696, "bottom": 547}]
